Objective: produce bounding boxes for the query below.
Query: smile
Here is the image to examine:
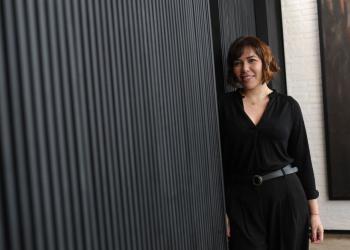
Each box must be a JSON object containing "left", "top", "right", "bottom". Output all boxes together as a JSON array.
[{"left": 241, "top": 75, "right": 254, "bottom": 81}]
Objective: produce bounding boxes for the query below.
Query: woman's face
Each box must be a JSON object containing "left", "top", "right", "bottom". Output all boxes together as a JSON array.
[{"left": 233, "top": 46, "right": 263, "bottom": 89}]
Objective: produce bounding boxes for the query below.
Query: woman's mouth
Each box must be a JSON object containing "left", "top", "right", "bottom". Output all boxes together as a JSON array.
[{"left": 241, "top": 75, "right": 254, "bottom": 81}]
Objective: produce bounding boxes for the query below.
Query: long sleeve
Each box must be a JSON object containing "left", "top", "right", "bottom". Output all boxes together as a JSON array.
[{"left": 288, "top": 98, "right": 319, "bottom": 200}]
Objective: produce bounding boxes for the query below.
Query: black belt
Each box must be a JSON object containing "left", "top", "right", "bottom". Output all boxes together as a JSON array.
[{"left": 232, "top": 165, "right": 298, "bottom": 186}]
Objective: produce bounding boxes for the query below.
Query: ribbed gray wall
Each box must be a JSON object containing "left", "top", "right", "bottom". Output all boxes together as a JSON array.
[{"left": 0, "top": 0, "right": 226, "bottom": 250}]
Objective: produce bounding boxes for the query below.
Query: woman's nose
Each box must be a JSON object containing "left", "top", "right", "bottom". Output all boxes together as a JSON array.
[{"left": 242, "top": 62, "right": 249, "bottom": 72}]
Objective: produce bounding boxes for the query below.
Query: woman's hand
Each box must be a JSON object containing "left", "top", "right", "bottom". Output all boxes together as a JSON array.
[
  {"left": 308, "top": 199, "right": 323, "bottom": 243},
  {"left": 310, "top": 214, "right": 324, "bottom": 243},
  {"left": 225, "top": 214, "right": 231, "bottom": 238}
]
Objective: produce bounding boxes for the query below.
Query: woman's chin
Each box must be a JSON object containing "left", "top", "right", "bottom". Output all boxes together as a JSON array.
[{"left": 241, "top": 81, "right": 260, "bottom": 90}]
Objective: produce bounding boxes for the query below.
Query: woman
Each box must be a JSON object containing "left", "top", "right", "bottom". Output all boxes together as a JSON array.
[{"left": 220, "top": 36, "right": 323, "bottom": 250}]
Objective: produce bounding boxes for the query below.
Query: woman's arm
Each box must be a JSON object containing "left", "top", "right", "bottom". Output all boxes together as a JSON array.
[
  {"left": 287, "top": 98, "right": 323, "bottom": 243},
  {"left": 308, "top": 199, "right": 324, "bottom": 243}
]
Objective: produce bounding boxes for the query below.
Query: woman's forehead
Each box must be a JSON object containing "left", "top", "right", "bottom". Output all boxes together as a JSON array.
[{"left": 237, "top": 47, "right": 259, "bottom": 59}]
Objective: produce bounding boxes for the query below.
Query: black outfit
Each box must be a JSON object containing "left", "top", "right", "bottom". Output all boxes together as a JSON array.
[{"left": 220, "top": 89, "right": 319, "bottom": 250}]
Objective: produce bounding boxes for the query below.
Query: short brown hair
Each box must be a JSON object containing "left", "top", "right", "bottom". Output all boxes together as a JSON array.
[{"left": 226, "top": 36, "right": 280, "bottom": 87}]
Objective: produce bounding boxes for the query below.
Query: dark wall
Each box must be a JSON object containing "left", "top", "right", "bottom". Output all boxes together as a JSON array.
[
  {"left": 0, "top": 1, "right": 226, "bottom": 250},
  {"left": 218, "top": 0, "right": 257, "bottom": 64},
  {"left": 318, "top": 0, "right": 350, "bottom": 199},
  {"left": 255, "top": 0, "right": 287, "bottom": 94},
  {"left": 210, "top": 0, "right": 256, "bottom": 94}
]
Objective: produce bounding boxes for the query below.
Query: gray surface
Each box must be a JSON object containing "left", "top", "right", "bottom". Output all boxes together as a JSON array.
[
  {"left": 0, "top": 0, "right": 226, "bottom": 249},
  {"left": 310, "top": 234, "right": 350, "bottom": 250}
]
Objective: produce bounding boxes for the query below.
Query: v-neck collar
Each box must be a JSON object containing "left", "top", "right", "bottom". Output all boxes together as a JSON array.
[
  {"left": 236, "top": 88, "right": 277, "bottom": 100},
  {"left": 235, "top": 89, "right": 277, "bottom": 128}
]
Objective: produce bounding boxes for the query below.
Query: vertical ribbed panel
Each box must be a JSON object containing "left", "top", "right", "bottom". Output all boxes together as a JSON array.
[{"left": 0, "top": 0, "right": 226, "bottom": 250}]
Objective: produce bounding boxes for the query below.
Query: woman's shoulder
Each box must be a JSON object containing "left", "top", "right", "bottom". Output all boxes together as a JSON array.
[
  {"left": 221, "top": 90, "right": 240, "bottom": 103},
  {"left": 274, "top": 92, "right": 303, "bottom": 116},
  {"left": 274, "top": 91, "right": 300, "bottom": 106},
  {"left": 219, "top": 90, "right": 240, "bottom": 115}
]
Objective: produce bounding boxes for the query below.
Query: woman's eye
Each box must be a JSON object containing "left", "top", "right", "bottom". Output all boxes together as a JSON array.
[
  {"left": 233, "top": 61, "right": 241, "bottom": 66},
  {"left": 248, "top": 59, "right": 256, "bottom": 63}
]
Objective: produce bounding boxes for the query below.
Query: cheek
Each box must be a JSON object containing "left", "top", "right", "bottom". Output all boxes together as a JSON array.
[
  {"left": 233, "top": 67, "right": 240, "bottom": 77},
  {"left": 254, "top": 66, "right": 263, "bottom": 78}
]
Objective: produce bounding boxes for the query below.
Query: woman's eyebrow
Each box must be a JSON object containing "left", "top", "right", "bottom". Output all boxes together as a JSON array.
[
  {"left": 237, "top": 55, "right": 257, "bottom": 60},
  {"left": 235, "top": 55, "right": 257, "bottom": 61}
]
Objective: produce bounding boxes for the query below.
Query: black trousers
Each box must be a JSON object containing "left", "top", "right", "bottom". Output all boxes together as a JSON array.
[{"left": 226, "top": 173, "right": 309, "bottom": 250}]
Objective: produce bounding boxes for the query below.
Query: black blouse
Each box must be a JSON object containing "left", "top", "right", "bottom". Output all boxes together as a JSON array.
[{"left": 220, "top": 89, "right": 319, "bottom": 200}]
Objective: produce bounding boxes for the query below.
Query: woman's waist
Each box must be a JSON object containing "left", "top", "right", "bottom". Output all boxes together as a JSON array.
[{"left": 228, "top": 164, "right": 298, "bottom": 186}]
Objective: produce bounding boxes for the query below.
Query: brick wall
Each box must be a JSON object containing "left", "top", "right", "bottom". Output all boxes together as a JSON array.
[{"left": 281, "top": 0, "right": 350, "bottom": 230}]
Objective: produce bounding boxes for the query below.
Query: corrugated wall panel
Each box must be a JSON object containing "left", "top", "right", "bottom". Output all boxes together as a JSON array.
[{"left": 0, "top": 0, "right": 227, "bottom": 250}]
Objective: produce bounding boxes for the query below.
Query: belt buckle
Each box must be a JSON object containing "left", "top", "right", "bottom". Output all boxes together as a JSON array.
[{"left": 252, "top": 175, "right": 263, "bottom": 186}]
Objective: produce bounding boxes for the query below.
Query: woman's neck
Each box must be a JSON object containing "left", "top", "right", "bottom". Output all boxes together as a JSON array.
[
  {"left": 241, "top": 84, "right": 272, "bottom": 101},
  {"left": 242, "top": 84, "right": 272, "bottom": 103}
]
